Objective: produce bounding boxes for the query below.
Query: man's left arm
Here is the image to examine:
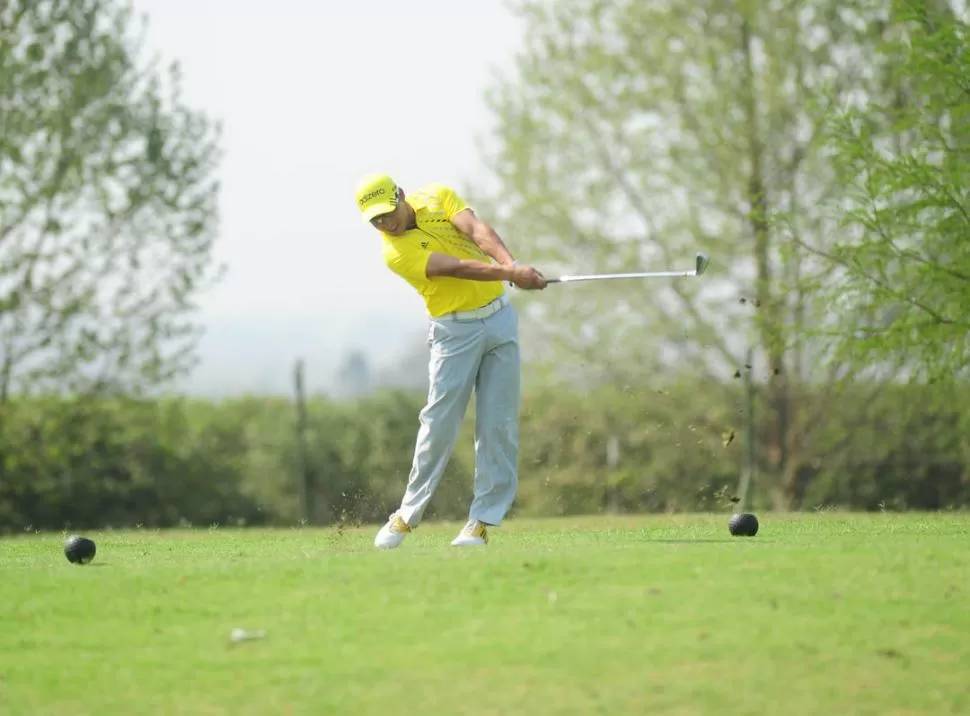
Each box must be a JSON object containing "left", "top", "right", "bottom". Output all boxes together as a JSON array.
[{"left": 450, "top": 208, "right": 516, "bottom": 266}]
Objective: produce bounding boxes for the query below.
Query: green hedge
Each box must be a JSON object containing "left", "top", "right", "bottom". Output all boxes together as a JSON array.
[{"left": 1, "top": 378, "right": 967, "bottom": 534}]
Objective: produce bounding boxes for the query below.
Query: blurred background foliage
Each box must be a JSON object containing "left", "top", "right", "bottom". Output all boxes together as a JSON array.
[{"left": 1, "top": 0, "right": 968, "bottom": 533}]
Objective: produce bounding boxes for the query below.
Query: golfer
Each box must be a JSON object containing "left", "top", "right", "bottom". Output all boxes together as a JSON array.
[{"left": 355, "top": 173, "right": 547, "bottom": 548}]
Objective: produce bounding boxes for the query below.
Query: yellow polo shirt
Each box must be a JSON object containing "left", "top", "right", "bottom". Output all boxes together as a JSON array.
[{"left": 381, "top": 183, "right": 506, "bottom": 317}]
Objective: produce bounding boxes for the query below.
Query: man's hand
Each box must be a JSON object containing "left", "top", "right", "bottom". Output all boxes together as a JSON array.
[{"left": 510, "top": 263, "right": 548, "bottom": 290}]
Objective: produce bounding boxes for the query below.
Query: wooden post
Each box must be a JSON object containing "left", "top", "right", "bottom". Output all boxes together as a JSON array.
[
  {"left": 293, "top": 358, "right": 314, "bottom": 525},
  {"left": 737, "top": 346, "right": 756, "bottom": 512},
  {"left": 606, "top": 434, "right": 621, "bottom": 513}
]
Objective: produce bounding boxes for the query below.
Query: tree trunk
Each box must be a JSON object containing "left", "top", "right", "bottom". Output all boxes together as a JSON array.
[{"left": 741, "top": 14, "right": 794, "bottom": 510}]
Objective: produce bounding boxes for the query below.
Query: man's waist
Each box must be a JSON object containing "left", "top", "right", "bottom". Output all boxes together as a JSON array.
[{"left": 432, "top": 293, "right": 509, "bottom": 322}]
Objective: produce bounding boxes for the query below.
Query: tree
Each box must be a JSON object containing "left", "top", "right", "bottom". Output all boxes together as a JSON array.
[
  {"left": 374, "top": 331, "right": 431, "bottom": 393},
  {"left": 0, "top": 0, "right": 223, "bottom": 400},
  {"left": 473, "top": 0, "right": 900, "bottom": 507},
  {"left": 333, "top": 350, "right": 372, "bottom": 398},
  {"left": 811, "top": 0, "right": 970, "bottom": 380}
]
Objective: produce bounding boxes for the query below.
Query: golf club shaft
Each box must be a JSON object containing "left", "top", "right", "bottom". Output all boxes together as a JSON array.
[
  {"left": 546, "top": 252, "right": 709, "bottom": 284},
  {"left": 548, "top": 269, "right": 698, "bottom": 283}
]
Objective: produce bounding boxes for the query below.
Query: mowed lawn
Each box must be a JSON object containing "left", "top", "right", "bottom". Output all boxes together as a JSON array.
[{"left": 1, "top": 512, "right": 969, "bottom": 716}]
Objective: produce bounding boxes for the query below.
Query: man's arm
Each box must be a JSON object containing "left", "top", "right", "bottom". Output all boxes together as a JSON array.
[
  {"left": 426, "top": 252, "right": 546, "bottom": 289},
  {"left": 450, "top": 208, "right": 516, "bottom": 266}
]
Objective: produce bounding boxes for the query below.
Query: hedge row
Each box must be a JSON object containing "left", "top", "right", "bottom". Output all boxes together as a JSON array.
[{"left": 1, "top": 378, "right": 967, "bottom": 534}]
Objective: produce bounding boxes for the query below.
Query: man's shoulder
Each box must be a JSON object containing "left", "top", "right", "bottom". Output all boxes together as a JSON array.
[
  {"left": 408, "top": 182, "right": 455, "bottom": 207},
  {"left": 409, "top": 183, "right": 469, "bottom": 221},
  {"left": 381, "top": 239, "right": 410, "bottom": 274},
  {"left": 381, "top": 234, "right": 404, "bottom": 259}
]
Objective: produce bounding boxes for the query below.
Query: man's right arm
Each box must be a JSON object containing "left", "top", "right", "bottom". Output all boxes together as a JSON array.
[{"left": 426, "top": 252, "right": 546, "bottom": 289}]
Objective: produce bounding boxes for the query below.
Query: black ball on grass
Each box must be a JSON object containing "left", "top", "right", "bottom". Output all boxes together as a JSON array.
[
  {"left": 728, "top": 512, "right": 759, "bottom": 537},
  {"left": 64, "top": 535, "right": 96, "bottom": 564}
]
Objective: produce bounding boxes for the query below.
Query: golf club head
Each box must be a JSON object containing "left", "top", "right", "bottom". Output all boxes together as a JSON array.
[{"left": 695, "top": 252, "right": 710, "bottom": 276}]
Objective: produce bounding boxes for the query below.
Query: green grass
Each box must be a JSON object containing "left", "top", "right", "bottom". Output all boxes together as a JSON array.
[{"left": 1, "top": 512, "right": 969, "bottom": 715}]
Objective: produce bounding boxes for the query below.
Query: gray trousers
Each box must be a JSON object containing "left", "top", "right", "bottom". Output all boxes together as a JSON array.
[{"left": 397, "top": 296, "right": 520, "bottom": 527}]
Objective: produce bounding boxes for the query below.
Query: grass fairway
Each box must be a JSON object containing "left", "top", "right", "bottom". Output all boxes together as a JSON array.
[{"left": 1, "top": 512, "right": 969, "bottom": 715}]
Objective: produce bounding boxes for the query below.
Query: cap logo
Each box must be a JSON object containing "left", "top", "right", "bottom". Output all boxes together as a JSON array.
[{"left": 358, "top": 187, "right": 386, "bottom": 205}]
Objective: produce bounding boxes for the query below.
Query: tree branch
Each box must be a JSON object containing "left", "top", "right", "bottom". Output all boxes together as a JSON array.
[
  {"left": 792, "top": 231, "right": 954, "bottom": 325},
  {"left": 566, "top": 96, "right": 741, "bottom": 374}
]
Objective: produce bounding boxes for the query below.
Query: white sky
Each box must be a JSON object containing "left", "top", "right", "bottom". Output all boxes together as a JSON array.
[{"left": 130, "top": 0, "right": 523, "bottom": 394}]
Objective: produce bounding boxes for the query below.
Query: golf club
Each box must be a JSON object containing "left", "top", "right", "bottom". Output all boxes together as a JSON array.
[{"left": 546, "top": 252, "right": 710, "bottom": 284}]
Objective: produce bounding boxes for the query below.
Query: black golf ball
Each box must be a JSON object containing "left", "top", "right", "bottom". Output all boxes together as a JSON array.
[
  {"left": 64, "top": 535, "right": 97, "bottom": 564},
  {"left": 728, "top": 512, "right": 759, "bottom": 537}
]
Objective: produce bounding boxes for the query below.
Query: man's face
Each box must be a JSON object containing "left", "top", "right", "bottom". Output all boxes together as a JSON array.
[{"left": 370, "top": 190, "right": 409, "bottom": 235}]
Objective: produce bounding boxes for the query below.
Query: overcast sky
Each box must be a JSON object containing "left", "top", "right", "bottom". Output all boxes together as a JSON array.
[{"left": 129, "top": 0, "right": 524, "bottom": 395}]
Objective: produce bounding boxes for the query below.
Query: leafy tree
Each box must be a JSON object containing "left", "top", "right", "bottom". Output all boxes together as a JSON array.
[
  {"left": 0, "top": 0, "right": 223, "bottom": 400},
  {"left": 333, "top": 350, "right": 372, "bottom": 399},
  {"left": 810, "top": 0, "right": 970, "bottom": 380},
  {"left": 473, "top": 0, "right": 895, "bottom": 507}
]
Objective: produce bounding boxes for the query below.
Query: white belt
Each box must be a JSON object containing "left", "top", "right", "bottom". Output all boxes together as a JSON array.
[{"left": 436, "top": 294, "right": 509, "bottom": 322}]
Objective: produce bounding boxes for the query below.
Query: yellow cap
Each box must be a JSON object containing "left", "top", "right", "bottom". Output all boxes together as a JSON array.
[{"left": 355, "top": 173, "right": 398, "bottom": 222}]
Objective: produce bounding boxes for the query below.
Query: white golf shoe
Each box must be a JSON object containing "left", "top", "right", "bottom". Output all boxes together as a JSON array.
[
  {"left": 451, "top": 519, "right": 488, "bottom": 546},
  {"left": 374, "top": 513, "right": 411, "bottom": 549}
]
